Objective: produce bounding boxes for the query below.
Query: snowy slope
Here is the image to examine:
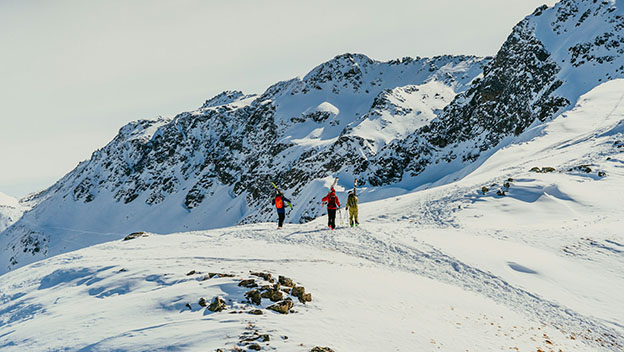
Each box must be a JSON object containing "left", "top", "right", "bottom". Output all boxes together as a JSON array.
[
  {"left": 1, "top": 79, "right": 623, "bottom": 351},
  {"left": 0, "top": 54, "right": 488, "bottom": 273},
  {"left": 0, "top": 192, "right": 25, "bottom": 233}
]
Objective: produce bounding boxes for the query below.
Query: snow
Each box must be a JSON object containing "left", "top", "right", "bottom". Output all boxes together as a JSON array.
[
  {"left": 1, "top": 79, "right": 624, "bottom": 350},
  {"left": 0, "top": 192, "right": 25, "bottom": 233}
]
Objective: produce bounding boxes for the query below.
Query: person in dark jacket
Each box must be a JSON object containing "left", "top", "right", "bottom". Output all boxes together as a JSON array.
[
  {"left": 272, "top": 191, "right": 291, "bottom": 229},
  {"left": 321, "top": 187, "right": 341, "bottom": 230}
]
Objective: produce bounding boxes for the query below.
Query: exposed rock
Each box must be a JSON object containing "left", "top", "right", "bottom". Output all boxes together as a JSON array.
[
  {"left": 281, "top": 287, "right": 292, "bottom": 294},
  {"left": 278, "top": 275, "right": 295, "bottom": 287},
  {"left": 311, "top": 347, "right": 335, "bottom": 352},
  {"left": 541, "top": 167, "right": 556, "bottom": 173},
  {"left": 123, "top": 232, "right": 148, "bottom": 241},
  {"left": 291, "top": 286, "right": 312, "bottom": 303},
  {"left": 481, "top": 186, "right": 489, "bottom": 195},
  {"left": 507, "top": 177, "right": 514, "bottom": 182},
  {"left": 198, "top": 297, "right": 207, "bottom": 307},
  {"left": 208, "top": 296, "right": 227, "bottom": 312},
  {"left": 205, "top": 272, "right": 235, "bottom": 279},
  {"left": 186, "top": 270, "right": 198, "bottom": 276},
  {"left": 239, "top": 279, "right": 258, "bottom": 288},
  {"left": 267, "top": 298, "right": 294, "bottom": 314},
  {"left": 260, "top": 288, "right": 283, "bottom": 302},
  {"left": 496, "top": 189, "right": 506, "bottom": 196},
  {"left": 245, "top": 290, "right": 262, "bottom": 305},
  {"left": 248, "top": 309, "right": 263, "bottom": 315},
  {"left": 247, "top": 343, "right": 261, "bottom": 350},
  {"left": 598, "top": 171, "right": 607, "bottom": 177},
  {"left": 504, "top": 182, "right": 510, "bottom": 188},
  {"left": 250, "top": 271, "right": 273, "bottom": 282},
  {"left": 530, "top": 167, "right": 541, "bottom": 172},
  {"left": 569, "top": 164, "right": 592, "bottom": 173}
]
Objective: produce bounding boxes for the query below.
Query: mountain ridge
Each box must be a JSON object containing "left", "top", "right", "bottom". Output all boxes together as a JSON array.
[{"left": 2, "top": 0, "right": 624, "bottom": 273}]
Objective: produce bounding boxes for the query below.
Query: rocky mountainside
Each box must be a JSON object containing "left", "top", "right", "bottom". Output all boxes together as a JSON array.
[
  {"left": 373, "top": 0, "right": 624, "bottom": 186},
  {"left": 0, "top": 54, "right": 488, "bottom": 272},
  {"left": 2, "top": 0, "right": 623, "bottom": 273}
]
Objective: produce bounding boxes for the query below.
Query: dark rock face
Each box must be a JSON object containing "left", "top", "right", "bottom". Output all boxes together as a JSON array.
[{"left": 435, "top": 20, "right": 568, "bottom": 147}]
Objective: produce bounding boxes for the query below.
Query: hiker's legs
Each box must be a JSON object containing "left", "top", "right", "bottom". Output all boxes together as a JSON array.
[
  {"left": 278, "top": 212, "right": 285, "bottom": 228},
  {"left": 328, "top": 209, "right": 336, "bottom": 229}
]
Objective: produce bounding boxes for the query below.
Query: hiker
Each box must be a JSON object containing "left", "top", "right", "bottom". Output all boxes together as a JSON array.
[
  {"left": 322, "top": 187, "right": 340, "bottom": 230},
  {"left": 346, "top": 190, "right": 359, "bottom": 227},
  {"left": 272, "top": 190, "right": 291, "bottom": 229}
]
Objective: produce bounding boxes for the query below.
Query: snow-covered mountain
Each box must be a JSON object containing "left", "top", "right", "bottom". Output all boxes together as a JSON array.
[
  {"left": 1, "top": 78, "right": 623, "bottom": 351},
  {"left": 1, "top": 0, "right": 623, "bottom": 276},
  {"left": 0, "top": 192, "right": 25, "bottom": 233},
  {"left": 0, "top": 55, "right": 488, "bottom": 272}
]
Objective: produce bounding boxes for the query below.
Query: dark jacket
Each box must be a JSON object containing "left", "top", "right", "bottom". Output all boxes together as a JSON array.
[{"left": 272, "top": 195, "right": 291, "bottom": 213}]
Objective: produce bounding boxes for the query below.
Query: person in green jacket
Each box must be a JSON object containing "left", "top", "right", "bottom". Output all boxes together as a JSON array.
[{"left": 346, "top": 190, "right": 359, "bottom": 227}]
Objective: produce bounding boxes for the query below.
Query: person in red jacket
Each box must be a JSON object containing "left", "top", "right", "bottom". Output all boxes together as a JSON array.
[{"left": 322, "top": 187, "right": 340, "bottom": 230}]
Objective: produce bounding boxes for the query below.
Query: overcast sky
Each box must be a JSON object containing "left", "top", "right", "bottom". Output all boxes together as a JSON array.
[{"left": 0, "top": 0, "right": 557, "bottom": 198}]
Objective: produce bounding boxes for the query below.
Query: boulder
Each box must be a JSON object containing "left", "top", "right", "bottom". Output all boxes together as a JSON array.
[
  {"left": 208, "top": 296, "right": 227, "bottom": 312},
  {"left": 541, "top": 167, "right": 556, "bottom": 173},
  {"left": 268, "top": 298, "right": 294, "bottom": 314},
  {"left": 186, "top": 270, "right": 198, "bottom": 276},
  {"left": 248, "top": 343, "right": 261, "bottom": 350},
  {"left": 261, "top": 289, "right": 283, "bottom": 302},
  {"left": 529, "top": 167, "right": 541, "bottom": 172},
  {"left": 250, "top": 271, "right": 273, "bottom": 282},
  {"left": 245, "top": 290, "right": 262, "bottom": 305},
  {"left": 239, "top": 279, "right": 258, "bottom": 288},
  {"left": 598, "top": 171, "right": 607, "bottom": 177},
  {"left": 278, "top": 275, "right": 295, "bottom": 287},
  {"left": 496, "top": 189, "right": 506, "bottom": 196},
  {"left": 206, "top": 272, "right": 235, "bottom": 279},
  {"left": 311, "top": 347, "right": 335, "bottom": 352},
  {"left": 248, "top": 309, "right": 263, "bottom": 315},
  {"left": 198, "top": 297, "right": 207, "bottom": 307},
  {"left": 291, "top": 286, "right": 312, "bottom": 303},
  {"left": 481, "top": 186, "right": 489, "bottom": 195}
]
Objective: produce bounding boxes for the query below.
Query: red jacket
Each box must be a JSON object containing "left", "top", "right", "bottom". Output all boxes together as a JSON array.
[{"left": 322, "top": 191, "right": 340, "bottom": 209}]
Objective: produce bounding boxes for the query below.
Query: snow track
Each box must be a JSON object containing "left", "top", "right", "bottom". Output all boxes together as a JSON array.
[{"left": 219, "top": 218, "right": 623, "bottom": 350}]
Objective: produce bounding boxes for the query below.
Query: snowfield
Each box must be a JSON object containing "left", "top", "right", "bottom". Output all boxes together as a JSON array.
[{"left": 1, "top": 80, "right": 623, "bottom": 351}]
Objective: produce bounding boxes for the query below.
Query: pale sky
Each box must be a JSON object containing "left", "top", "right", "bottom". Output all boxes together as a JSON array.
[{"left": 0, "top": 0, "right": 557, "bottom": 198}]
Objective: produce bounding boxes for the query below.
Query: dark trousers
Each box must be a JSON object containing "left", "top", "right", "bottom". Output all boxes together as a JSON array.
[
  {"left": 327, "top": 208, "right": 336, "bottom": 229},
  {"left": 277, "top": 212, "right": 285, "bottom": 227}
]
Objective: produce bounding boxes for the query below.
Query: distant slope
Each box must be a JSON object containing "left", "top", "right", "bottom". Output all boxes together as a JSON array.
[{"left": 0, "top": 192, "right": 24, "bottom": 233}]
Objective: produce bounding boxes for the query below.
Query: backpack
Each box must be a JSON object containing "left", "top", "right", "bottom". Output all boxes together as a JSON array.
[
  {"left": 327, "top": 193, "right": 337, "bottom": 208},
  {"left": 275, "top": 196, "right": 283, "bottom": 209},
  {"left": 347, "top": 194, "right": 357, "bottom": 208}
]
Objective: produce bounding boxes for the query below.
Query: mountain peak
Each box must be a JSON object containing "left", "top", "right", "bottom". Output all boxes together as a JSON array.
[{"left": 201, "top": 90, "right": 256, "bottom": 109}]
